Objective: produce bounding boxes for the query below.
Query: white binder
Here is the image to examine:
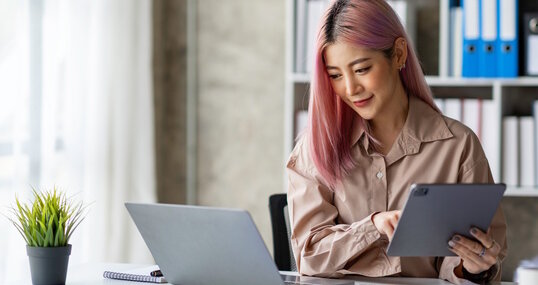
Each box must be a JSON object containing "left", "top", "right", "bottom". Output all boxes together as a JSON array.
[
  {"left": 502, "top": 117, "right": 518, "bottom": 186},
  {"left": 519, "top": 117, "right": 535, "bottom": 187}
]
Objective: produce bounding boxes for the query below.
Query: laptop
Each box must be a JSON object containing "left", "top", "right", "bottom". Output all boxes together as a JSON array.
[{"left": 125, "top": 203, "right": 354, "bottom": 285}]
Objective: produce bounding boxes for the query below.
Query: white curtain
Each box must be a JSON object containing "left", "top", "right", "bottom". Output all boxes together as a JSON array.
[{"left": 1, "top": 0, "right": 155, "bottom": 282}]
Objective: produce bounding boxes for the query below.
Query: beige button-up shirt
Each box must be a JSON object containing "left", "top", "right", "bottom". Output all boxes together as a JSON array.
[{"left": 286, "top": 96, "right": 507, "bottom": 284}]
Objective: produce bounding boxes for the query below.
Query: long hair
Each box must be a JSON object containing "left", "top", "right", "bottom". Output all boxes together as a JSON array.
[{"left": 307, "top": 0, "right": 439, "bottom": 188}]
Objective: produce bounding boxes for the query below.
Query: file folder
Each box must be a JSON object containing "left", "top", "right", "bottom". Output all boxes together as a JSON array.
[
  {"left": 497, "top": 0, "right": 518, "bottom": 78},
  {"left": 479, "top": 0, "right": 497, "bottom": 77},
  {"left": 462, "top": 0, "right": 480, "bottom": 77},
  {"left": 524, "top": 12, "right": 538, "bottom": 76}
]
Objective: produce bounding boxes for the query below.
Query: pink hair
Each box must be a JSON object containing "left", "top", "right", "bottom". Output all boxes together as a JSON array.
[{"left": 307, "top": 0, "right": 439, "bottom": 188}]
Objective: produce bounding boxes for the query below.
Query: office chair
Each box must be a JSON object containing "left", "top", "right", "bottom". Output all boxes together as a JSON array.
[{"left": 268, "top": 193, "right": 297, "bottom": 271}]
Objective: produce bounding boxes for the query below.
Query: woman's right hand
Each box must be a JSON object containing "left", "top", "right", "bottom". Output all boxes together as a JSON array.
[{"left": 371, "top": 210, "right": 401, "bottom": 240}]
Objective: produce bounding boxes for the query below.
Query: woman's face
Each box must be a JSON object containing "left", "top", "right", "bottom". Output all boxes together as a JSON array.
[{"left": 324, "top": 41, "right": 402, "bottom": 121}]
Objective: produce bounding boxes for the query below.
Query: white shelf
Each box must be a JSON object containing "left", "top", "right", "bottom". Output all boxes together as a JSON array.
[
  {"left": 504, "top": 187, "right": 538, "bottom": 197},
  {"left": 426, "top": 76, "right": 495, "bottom": 86},
  {"left": 426, "top": 76, "right": 538, "bottom": 87},
  {"left": 289, "top": 74, "right": 538, "bottom": 86}
]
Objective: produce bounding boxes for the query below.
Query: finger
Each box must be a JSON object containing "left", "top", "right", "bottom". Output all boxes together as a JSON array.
[
  {"left": 449, "top": 246, "right": 480, "bottom": 268},
  {"left": 449, "top": 245, "right": 488, "bottom": 273},
  {"left": 387, "top": 230, "right": 394, "bottom": 241},
  {"left": 385, "top": 220, "right": 395, "bottom": 240},
  {"left": 449, "top": 238, "right": 497, "bottom": 267},
  {"left": 490, "top": 240, "right": 502, "bottom": 255},
  {"left": 470, "top": 227, "right": 494, "bottom": 249},
  {"left": 390, "top": 214, "right": 399, "bottom": 228},
  {"left": 448, "top": 246, "right": 483, "bottom": 273},
  {"left": 451, "top": 235, "right": 483, "bottom": 255},
  {"left": 387, "top": 222, "right": 394, "bottom": 236},
  {"left": 476, "top": 239, "right": 501, "bottom": 257},
  {"left": 448, "top": 237, "right": 483, "bottom": 264}
]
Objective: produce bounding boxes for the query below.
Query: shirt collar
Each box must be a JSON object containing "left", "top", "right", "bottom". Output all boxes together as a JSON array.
[{"left": 351, "top": 96, "right": 453, "bottom": 163}]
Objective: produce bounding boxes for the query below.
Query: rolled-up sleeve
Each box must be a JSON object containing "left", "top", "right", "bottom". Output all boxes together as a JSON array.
[
  {"left": 286, "top": 139, "right": 382, "bottom": 277},
  {"left": 439, "top": 137, "right": 508, "bottom": 284}
]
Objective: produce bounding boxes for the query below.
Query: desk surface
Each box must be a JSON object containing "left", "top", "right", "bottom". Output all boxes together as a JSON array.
[{"left": 6, "top": 263, "right": 516, "bottom": 285}]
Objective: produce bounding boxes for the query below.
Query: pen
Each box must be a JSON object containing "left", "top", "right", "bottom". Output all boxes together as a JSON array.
[{"left": 150, "top": 269, "right": 163, "bottom": 277}]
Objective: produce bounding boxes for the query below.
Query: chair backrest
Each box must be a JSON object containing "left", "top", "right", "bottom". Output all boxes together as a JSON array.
[{"left": 268, "top": 193, "right": 297, "bottom": 271}]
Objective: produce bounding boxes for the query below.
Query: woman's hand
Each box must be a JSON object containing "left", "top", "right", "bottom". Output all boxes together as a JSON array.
[
  {"left": 371, "top": 210, "right": 401, "bottom": 240},
  {"left": 448, "top": 227, "right": 501, "bottom": 275}
]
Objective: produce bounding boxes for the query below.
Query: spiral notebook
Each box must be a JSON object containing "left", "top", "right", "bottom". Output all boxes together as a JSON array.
[{"left": 103, "top": 265, "right": 167, "bottom": 283}]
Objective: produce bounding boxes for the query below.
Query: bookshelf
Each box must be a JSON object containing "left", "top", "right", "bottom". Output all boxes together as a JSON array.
[{"left": 284, "top": 0, "right": 538, "bottom": 197}]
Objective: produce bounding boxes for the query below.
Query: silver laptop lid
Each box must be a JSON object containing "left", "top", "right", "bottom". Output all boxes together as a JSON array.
[{"left": 125, "top": 202, "right": 284, "bottom": 285}]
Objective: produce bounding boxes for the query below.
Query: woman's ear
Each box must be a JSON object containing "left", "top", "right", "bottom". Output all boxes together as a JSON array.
[{"left": 393, "top": 37, "right": 408, "bottom": 70}]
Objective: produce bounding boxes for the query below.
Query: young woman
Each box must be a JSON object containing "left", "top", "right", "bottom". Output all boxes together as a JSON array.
[{"left": 286, "top": 0, "right": 507, "bottom": 284}]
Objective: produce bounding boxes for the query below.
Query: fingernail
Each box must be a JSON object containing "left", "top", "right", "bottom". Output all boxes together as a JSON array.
[
  {"left": 448, "top": 240, "right": 456, "bottom": 247},
  {"left": 471, "top": 228, "right": 478, "bottom": 235},
  {"left": 453, "top": 236, "right": 460, "bottom": 241}
]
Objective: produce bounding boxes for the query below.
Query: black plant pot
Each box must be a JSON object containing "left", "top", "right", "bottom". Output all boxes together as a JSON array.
[{"left": 26, "top": 244, "right": 72, "bottom": 285}]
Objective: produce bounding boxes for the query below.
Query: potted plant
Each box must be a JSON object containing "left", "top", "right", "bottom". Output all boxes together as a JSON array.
[{"left": 5, "top": 187, "right": 88, "bottom": 285}]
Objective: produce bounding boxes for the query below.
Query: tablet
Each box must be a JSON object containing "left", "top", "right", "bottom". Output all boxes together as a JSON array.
[{"left": 386, "top": 183, "right": 505, "bottom": 257}]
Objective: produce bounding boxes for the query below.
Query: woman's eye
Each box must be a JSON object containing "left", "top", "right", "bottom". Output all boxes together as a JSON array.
[
  {"left": 355, "top": 66, "right": 371, "bottom": 74},
  {"left": 329, "top": 74, "right": 341, "bottom": 79}
]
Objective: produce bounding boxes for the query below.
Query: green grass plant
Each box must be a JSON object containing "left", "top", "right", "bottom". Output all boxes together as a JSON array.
[{"left": 6, "top": 187, "right": 88, "bottom": 247}]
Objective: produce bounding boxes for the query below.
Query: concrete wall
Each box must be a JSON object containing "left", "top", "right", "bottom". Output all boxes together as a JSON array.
[
  {"left": 153, "top": 0, "right": 189, "bottom": 204},
  {"left": 195, "top": 0, "right": 286, "bottom": 253}
]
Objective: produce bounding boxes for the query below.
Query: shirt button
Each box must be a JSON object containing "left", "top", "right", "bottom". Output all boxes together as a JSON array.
[{"left": 376, "top": 171, "right": 384, "bottom": 179}]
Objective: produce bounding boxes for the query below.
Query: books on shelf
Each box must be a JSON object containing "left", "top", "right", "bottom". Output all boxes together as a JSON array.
[
  {"left": 444, "top": 98, "right": 463, "bottom": 122},
  {"left": 462, "top": 98, "right": 481, "bottom": 138},
  {"left": 524, "top": 12, "right": 538, "bottom": 76},
  {"left": 501, "top": 108, "right": 538, "bottom": 188},
  {"left": 519, "top": 116, "right": 535, "bottom": 187},
  {"left": 437, "top": 98, "right": 500, "bottom": 181},
  {"left": 103, "top": 265, "right": 166, "bottom": 283},
  {"left": 449, "top": 6, "right": 463, "bottom": 77},
  {"left": 461, "top": 0, "right": 480, "bottom": 77},
  {"left": 502, "top": 116, "right": 518, "bottom": 186},
  {"left": 455, "top": 0, "right": 519, "bottom": 78},
  {"left": 434, "top": 98, "right": 445, "bottom": 113},
  {"left": 497, "top": 0, "right": 519, "bottom": 78},
  {"left": 478, "top": 0, "right": 498, "bottom": 78},
  {"left": 481, "top": 100, "right": 500, "bottom": 181},
  {"left": 434, "top": 97, "right": 538, "bottom": 189}
]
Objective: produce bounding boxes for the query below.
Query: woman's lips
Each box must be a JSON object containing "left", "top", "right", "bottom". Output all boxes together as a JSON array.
[{"left": 353, "top": 96, "right": 373, "bottom": 108}]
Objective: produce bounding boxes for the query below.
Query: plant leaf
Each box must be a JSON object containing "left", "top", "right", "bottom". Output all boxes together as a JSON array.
[{"left": 6, "top": 187, "right": 88, "bottom": 248}]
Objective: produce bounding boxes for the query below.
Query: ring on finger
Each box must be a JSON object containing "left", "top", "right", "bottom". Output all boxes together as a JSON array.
[{"left": 479, "top": 246, "right": 486, "bottom": 257}]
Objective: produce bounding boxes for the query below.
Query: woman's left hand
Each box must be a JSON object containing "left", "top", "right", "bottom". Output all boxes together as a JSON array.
[{"left": 448, "top": 227, "right": 500, "bottom": 274}]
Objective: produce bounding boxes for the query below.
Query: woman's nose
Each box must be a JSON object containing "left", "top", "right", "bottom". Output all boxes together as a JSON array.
[{"left": 345, "top": 76, "right": 362, "bottom": 97}]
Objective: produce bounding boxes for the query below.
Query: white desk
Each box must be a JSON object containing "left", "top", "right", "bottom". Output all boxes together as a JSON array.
[{"left": 6, "top": 263, "right": 516, "bottom": 285}]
